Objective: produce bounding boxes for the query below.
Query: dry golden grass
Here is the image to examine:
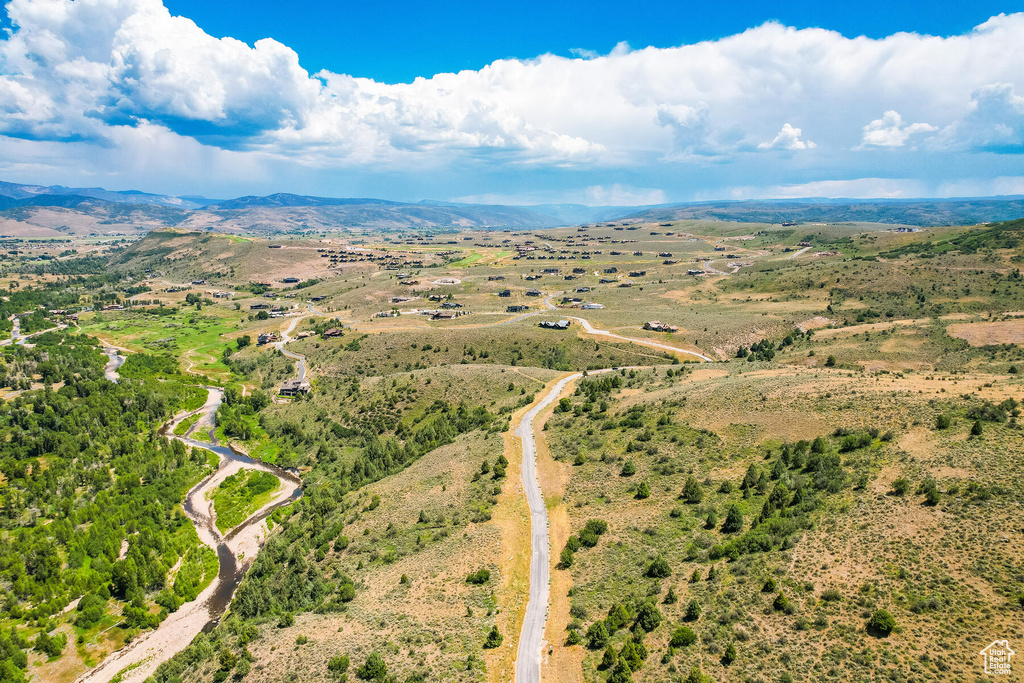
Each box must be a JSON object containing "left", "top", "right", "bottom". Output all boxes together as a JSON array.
[
  {"left": 485, "top": 396, "right": 542, "bottom": 683},
  {"left": 948, "top": 319, "right": 1024, "bottom": 346},
  {"left": 536, "top": 376, "right": 587, "bottom": 683},
  {"left": 241, "top": 431, "right": 505, "bottom": 682}
]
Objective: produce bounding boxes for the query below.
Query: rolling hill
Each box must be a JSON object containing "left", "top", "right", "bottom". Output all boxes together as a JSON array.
[{"left": 624, "top": 197, "right": 1024, "bottom": 226}]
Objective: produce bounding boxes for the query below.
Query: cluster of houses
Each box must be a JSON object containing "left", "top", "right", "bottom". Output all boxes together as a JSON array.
[
  {"left": 249, "top": 303, "right": 289, "bottom": 317},
  {"left": 315, "top": 246, "right": 427, "bottom": 269},
  {"left": 644, "top": 321, "right": 679, "bottom": 333},
  {"left": 538, "top": 319, "right": 571, "bottom": 330},
  {"left": 46, "top": 309, "right": 80, "bottom": 322}
]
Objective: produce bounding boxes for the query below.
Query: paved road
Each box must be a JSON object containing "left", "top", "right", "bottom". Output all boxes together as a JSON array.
[
  {"left": 567, "top": 316, "right": 715, "bottom": 362},
  {"left": 274, "top": 309, "right": 316, "bottom": 381},
  {"left": 514, "top": 359, "right": 705, "bottom": 681},
  {"left": 514, "top": 372, "right": 580, "bottom": 683}
]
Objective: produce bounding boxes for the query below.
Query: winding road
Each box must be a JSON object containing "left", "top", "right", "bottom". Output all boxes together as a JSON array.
[{"left": 82, "top": 298, "right": 709, "bottom": 682}]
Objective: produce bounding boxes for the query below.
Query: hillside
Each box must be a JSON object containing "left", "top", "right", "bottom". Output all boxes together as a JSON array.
[
  {"left": 0, "top": 180, "right": 211, "bottom": 209},
  {"left": 626, "top": 198, "right": 1024, "bottom": 226}
]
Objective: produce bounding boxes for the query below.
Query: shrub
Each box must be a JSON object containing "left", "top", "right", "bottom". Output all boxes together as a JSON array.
[
  {"left": 685, "top": 599, "right": 702, "bottom": 621},
  {"left": 705, "top": 510, "right": 718, "bottom": 529},
  {"left": 722, "top": 641, "right": 737, "bottom": 665},
  {"left": 34, "top": 631, "right": 66, "bottom": 658},
  {"left": 868, "top": 609, "right": 896, "bottom": 635},
  {"left": 635, "top": 603, "right": 662, "bottom": 632},
  {"left": 466, "top": 569, "right": 491, "bottom": 584},
  {"left": 722, "top": 504, "right": 744, "bottom": 533},
  {"left": 682, "top": 476, "right": 703, "bottom": 503},
  {"left": 824, "top": 355, "right": 837, "bottom": 367},
  {"left": 935, "top": 413, "right": 951, "bottom": 430},
  {"left": 278, "top": 612, "right": 295, "bottom": 628},
  {"left": 608, "top": 660, "right": 633, "bottom": 683},
  {"left": 483, "top": 626, "right": 503, "bottom": 649},
  {"left": 772, "top": 593, "right": 789, "bottom": 612},
  {"left": 670, "top": 626, "right": 697, "bottom": 647},
  {"left": 891, "top": 478, "right": 910, "bottom": 496},
  {"left": 971, "top": 420, "right": 983, "bottom": 436},
  {"left": 619, "top": 639, "right": 642, "bottom": 671},
  {"left": 356, "top": 653, "right": 388, "bottom": 681},
  {"left": 620, "top": 460, "right": 637, "bottom": 476},
  {"left": 586, "top": 621, "right": 609, "bottom": 649},
  {"left": 635, "top": 481, "right": 651, "bottom": 499},
  {"left": 663, "top": 586, "right": 678, "bottom": 604},
  {"left": 565, "top": 629, "right": 582, "bottom": 646},
  {"left": 762, "top": 577, "right": 776, "bottom": 592},
  {"left": 821, "top": 588, "right": 842, "bottom": 602},
  {"left": 559, "top": 547, "right": 574, "bottom": 569},
  {"left": 920, "top": 479, "right": 941, "bottom": 506},
  {"left": 646, "top": 557, "right": 671, "bottom": 578},
  {"left": 600, "top": 645, "right": 618, "bottom": 669},
  {"left": 328, "top": 654, "right": 350, "bottom": 676}
]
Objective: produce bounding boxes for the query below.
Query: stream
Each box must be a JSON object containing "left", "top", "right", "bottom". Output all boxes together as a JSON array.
[{"left": 77, "top": 349, "right": 304, "bottom": 683}]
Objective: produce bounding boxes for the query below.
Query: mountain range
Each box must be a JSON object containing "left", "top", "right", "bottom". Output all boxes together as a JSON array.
[{"left": 1, "top": 180, "right": 1023, "bottom": 239}]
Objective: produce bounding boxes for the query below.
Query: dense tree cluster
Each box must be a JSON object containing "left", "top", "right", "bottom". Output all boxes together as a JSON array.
[{"left": 0, "top": 333, "right": 213, "bottom": 676}]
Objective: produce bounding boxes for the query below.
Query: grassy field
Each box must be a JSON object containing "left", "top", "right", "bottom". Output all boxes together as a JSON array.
[
  {"left": 538, "top": 364, "right": 1024, "bottom": 682},
  {"left": 212, "top": 469, "right": 282, "bottom": 533},
  {"left": 100, "top": 217, "right": 1024, "bottom": 683},
  {"left": 79, "top": 305, "right": 245, "bottom": 380}
]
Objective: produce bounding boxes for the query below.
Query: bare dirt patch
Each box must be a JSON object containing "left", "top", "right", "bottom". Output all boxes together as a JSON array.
[
  {"left": 947, "top": 319, "right": 1024, "bottom": 346},
  {"left": 797, "top": 315, "right": 832, "bottom": 332}
]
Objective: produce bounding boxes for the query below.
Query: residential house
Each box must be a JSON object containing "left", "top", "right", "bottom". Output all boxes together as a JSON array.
[
  {"left": 643, "top": 321, "right": 679, "bottom": 333},
  {"left": 279, "top": 379, "right": 311, "bottom": 396}
]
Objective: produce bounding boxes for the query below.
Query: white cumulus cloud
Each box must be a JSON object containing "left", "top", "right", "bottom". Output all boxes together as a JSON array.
[
  {"left": 758, "top": 123, "right": 816, "bottom": 151},
  {"left": 1, "top": 1, "right": 1024, "bottom": 198},
  {"left": 858, "top": 111, "right": 938, "bottom": 148}
]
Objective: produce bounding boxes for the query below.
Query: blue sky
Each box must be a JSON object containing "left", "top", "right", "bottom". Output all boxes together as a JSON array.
[
  {"left": 1, "top": 0, "right": 1024, "bottom": 204},
  {"left": 159, "top": 0, "right": 1023, "bottom": 82}
]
